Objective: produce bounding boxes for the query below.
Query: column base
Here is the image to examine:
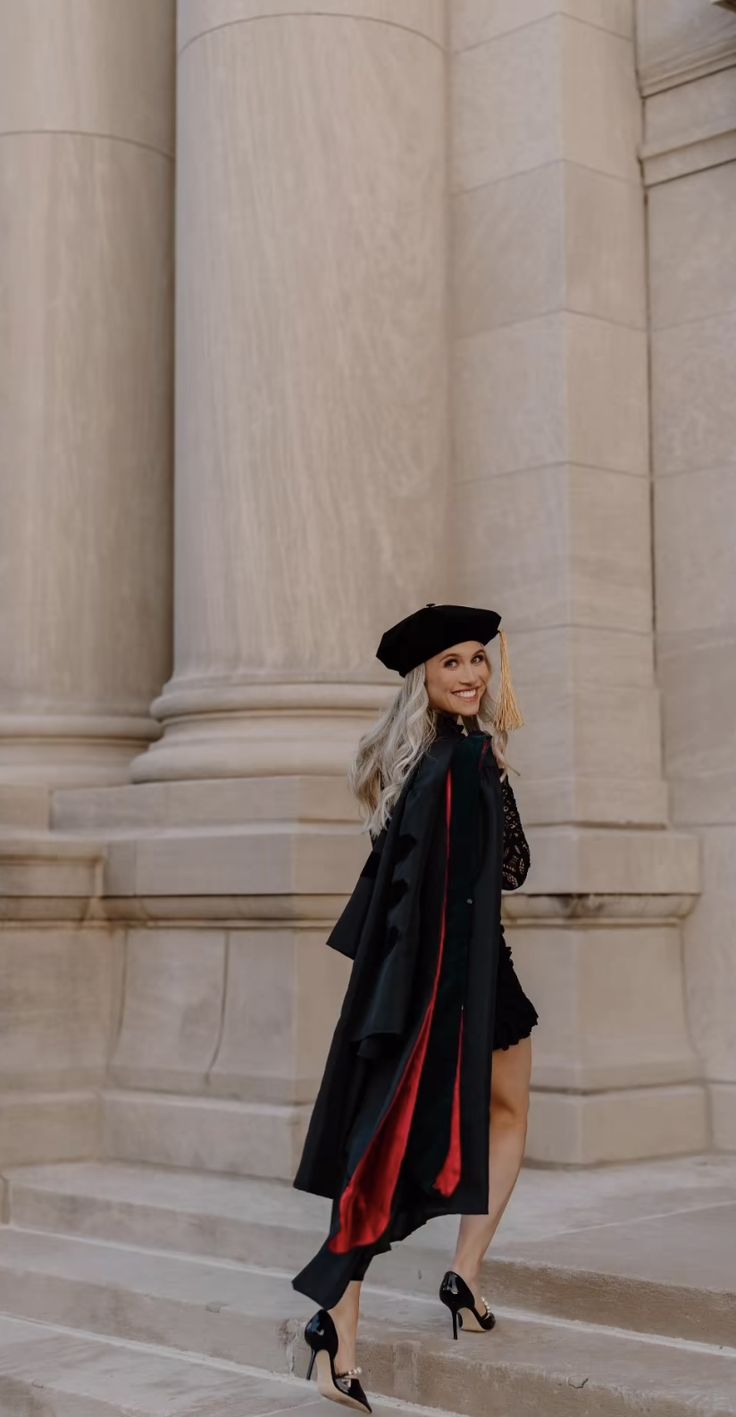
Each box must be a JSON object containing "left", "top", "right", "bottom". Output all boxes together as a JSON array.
[
  {"left": 129, "top": 679, "right": 392, "bottom": 781},
  {"left": 0, "top": 713, "right": 160, "bottom": 788}
]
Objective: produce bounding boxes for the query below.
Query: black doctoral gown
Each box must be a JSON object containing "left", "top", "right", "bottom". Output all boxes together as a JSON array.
[{"left": 292, "top": 715, "right": 507, "bottom": 1308}]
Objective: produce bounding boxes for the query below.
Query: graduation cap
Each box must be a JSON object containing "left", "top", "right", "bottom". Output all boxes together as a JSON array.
[{"left": 376, "top": 602, "right": 524, "bottom": 733}]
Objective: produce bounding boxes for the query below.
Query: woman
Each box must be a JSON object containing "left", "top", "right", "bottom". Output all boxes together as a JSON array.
[{"left": 292, "top": 602, "right": 538, "bottom": 1413}]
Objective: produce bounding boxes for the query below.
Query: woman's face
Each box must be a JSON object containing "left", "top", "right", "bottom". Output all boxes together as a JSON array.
[{"left": 424, "top": 640, "right": 490, "bottom": 718}]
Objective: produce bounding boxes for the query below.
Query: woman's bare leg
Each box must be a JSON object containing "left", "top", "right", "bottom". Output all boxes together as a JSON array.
[
  {"left": 451, "top": 1035, "right": 532, "bottom": 1305},
  {"left": 327, "top": 1045, "right": 532, "bottom": 1358},
  {"left": 329, "top": 1279, "right": 362, "bottom": 1372}
]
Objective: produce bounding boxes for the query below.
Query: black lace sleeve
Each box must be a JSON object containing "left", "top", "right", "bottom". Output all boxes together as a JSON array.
[{"left": 501, "top": 775, "right": 530, "bottom": 890}]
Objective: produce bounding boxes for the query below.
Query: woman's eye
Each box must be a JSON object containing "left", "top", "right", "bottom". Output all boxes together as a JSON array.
[{"left": 442, "top": 656, "right": 486, "bottom": 668}]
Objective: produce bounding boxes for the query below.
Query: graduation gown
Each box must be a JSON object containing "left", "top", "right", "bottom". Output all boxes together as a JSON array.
[{"left": 292, "top": 713, "right": 519, "bottom": 1308}]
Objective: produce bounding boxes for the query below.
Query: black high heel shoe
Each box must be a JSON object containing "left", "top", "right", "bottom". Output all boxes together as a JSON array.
[
  {"left": 304, "top": 1308, "right": 372, "bottom": 1413},
  {"left": 439, "top": 1269, "right": 496, "bottom": 1339}
]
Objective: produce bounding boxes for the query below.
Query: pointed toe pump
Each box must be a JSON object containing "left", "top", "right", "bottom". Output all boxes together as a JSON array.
[
  {"left": 304, "top": 1308, "right": 372, "bottom": 1413},
  {"left": 439, "top": 1269, "right": 496, "bottom": 1339}
]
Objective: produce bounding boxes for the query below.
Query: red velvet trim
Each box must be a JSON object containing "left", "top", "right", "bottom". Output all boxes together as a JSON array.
[
  {"left": 328, "top": 769, "right": 454, "bottom": 1253},
  {"left": 433, "top": 1009, "right": 464, "bottom": 1197}
]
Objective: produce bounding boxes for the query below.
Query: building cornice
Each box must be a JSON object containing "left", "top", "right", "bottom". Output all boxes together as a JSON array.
[{"left": 638, "top": 31, "right": 736, "bottom": 98}]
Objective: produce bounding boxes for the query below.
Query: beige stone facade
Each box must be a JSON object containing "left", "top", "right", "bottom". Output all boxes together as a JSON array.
[{"left": 0, "top": 0, "right": 735, "bottom": 1181}]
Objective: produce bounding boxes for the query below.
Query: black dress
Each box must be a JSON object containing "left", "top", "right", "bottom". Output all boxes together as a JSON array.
[
  {"left": 292, "top": 714, "right": 538, "bottom": 1308},
  {"left": 496, "top": 773, "right": 539, "bottom": 1050}
]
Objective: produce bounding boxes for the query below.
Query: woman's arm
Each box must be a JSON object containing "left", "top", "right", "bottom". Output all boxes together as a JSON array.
[{"left": 500, "top": 775, "right": 530, "bottom": 889}]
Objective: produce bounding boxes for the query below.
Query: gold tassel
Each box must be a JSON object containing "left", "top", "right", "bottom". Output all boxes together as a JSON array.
[{"left": 494, "top": 629, "right": 524, "bottom": 733}]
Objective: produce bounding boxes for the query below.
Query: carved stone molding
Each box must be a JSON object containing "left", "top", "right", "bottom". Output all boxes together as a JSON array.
[
  {"left": 637, "top": 29, "right": 736, "bottom": 98},
  {"left": 502, "top": 891, "right": 698, "bottom": 925},
  {"left": 640, "top": 115, "right": 736, "bottom": 186}
]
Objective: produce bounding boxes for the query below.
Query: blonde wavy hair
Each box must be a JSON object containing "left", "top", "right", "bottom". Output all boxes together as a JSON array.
[{"left": 348, "top": 658, "right": 514, "bottom": 839}]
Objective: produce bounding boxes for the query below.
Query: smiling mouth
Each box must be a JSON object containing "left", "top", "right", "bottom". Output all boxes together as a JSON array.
[{"left": 453, "top": 687, "right": 480, "bottom": 699}]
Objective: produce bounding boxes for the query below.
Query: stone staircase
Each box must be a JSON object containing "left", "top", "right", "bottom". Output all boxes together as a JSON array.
[{"left": 0, "top": 1155, "right": 734, "bottom": 1416}]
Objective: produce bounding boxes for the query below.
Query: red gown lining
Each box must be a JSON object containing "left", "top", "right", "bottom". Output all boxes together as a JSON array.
[{"left": 328, "top": 769, "right": 455, "bottom": 1253}]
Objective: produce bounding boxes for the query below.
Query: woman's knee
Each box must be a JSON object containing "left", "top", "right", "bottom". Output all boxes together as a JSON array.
[
  {"left": 491, "top": 1093, "right": 529, "bottom": 1130},
  {"left": 490, "top": 1039, "right": 532, "bottom": 1126}
]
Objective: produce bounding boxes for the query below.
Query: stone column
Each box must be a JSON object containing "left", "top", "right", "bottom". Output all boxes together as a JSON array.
[
  {"left": 449, "top": 0, "right": 705, "bottom": 1162},
  {"left": 0, "top": 0, "right": 175, "bottom": 789},
  {"left": 132, "top": 0, "right": 448, "bottom": 783},
  {"left": 639, "top": 0, "right": 736, "bottom": 1150}
]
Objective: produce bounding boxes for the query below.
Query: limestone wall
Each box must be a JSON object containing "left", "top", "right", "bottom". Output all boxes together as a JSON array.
[{"left": 638, "top": 0, "right": 736, "bottom": 1149}]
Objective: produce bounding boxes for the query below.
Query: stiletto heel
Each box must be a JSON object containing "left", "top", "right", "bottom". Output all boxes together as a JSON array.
[
  {"left": 439, "top": 1269, "right": 496, "bottom": 1338},
  {"left": 303, "top": 1308, "right": 372, "bottom": 1413}
]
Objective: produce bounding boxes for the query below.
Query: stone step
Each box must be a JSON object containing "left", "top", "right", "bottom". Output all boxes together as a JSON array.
[
  {"left": 0, "top": 1227, "right": 732, "bottom": 1417},
  {"left": 0, "top": 1313, "right": 458, "bottom": 1417},
  {"left": 5, "top": 1157, "right": 736, "bottom": 1348},
  {"left": 101, "top": 1089, "right": 311, "bottom": 1182}
]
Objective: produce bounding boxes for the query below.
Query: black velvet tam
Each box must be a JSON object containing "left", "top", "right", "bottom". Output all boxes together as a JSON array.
[{"left": 376, "top": 602, "right": 501, "bottom": 677}]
